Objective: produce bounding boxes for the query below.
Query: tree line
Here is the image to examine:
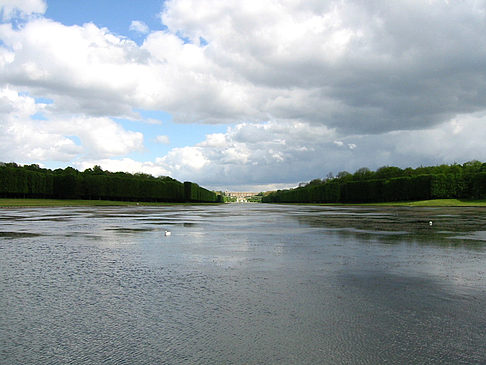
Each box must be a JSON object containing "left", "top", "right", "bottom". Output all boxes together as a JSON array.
[
  {"left": 0, "top": 163, "right": 222, "bottom": 203},
  {"left": 262, "top": 161, "right": 486, "bottom": 203}
]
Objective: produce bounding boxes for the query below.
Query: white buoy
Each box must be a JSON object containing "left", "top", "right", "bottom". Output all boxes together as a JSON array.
[
  {"left": 164, "top": 230, "right": 171, "bottom": 236},
  {"left": 429, "top": 221, "right": 433, "bottom": 226}
]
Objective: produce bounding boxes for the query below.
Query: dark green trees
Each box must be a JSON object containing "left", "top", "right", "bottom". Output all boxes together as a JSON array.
[
  {"left": 0, "top": 163, "right": 221, "bottom": 203},
  {"left": 262, "top": 161, "right": 486, "bottom": 203},
  {"left": 184, "top": 182, "right": 220, "bottom": 202}
]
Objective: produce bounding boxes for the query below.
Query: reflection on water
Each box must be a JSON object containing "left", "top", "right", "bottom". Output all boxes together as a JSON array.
[{"left": 1, "top": 204, "right": 486, "bottom": 364}]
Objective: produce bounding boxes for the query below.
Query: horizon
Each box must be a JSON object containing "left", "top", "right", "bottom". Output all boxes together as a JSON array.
[
  {"left": 2, "top": 1, "right": 486, "bottom": 192},
  {"left": 3, "top": 159, "right": 484, "bottom": 196}
]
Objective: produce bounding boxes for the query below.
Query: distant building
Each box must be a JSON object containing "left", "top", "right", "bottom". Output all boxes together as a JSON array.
[
  {"left": 223, "top": 191, "right": 258, "bottom": 203},
  {"left": 225, "top": 192, "right": 258, "bottom": 198}
]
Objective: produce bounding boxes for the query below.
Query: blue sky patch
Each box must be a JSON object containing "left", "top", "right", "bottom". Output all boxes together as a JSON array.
[
  {"left": 31, "top": 112, "right": 48, "bottom": 120},
  {"left": 45, "top": 0, "right": 167, "bottom": 41},
  {"left": 35, "top": 97, "right": 54, "bottom": 104}
]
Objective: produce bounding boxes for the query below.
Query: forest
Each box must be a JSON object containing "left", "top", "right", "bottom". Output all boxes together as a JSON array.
[
  {"left": 262, "top": 161, "right": 486, "bottom": 204},
  {"left": 0, "top": 163, "right": 222, "bottom": 203}
]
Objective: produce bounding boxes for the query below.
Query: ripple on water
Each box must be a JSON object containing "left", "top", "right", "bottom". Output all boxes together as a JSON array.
[
  {"left": 451, "top": 231, "right": 486, "bottom": 242},
  {"left": 1, "top": 205, "right": 486, "bottom": 364},
  {"left": 0, "top": 231, "right": 43, "bottom": 239}
]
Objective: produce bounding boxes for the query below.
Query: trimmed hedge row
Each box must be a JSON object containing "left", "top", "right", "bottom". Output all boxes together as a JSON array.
[
  {"left": 263, "top": 173, "right": 486, "bottom": 204},
  {"left": 0, "top": 167, "right": 55, "bottom": 198},
  {"left": 184, "top": 181, "right": 222, "bottom": 203},
  {"left": 0, "top": 164, "right": 221, "bottom": 203}
]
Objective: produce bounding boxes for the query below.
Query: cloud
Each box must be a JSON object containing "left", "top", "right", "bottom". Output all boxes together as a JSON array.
[
  {"left": 139, "top": 114, "right": 486, "bottom": 190},
  {"left": 0, "top": 0, "right": 46, "bottom": 20},
  {"left": 0, "top": 86, "right": 143, "bottom": 163},
  {"left": 0, "top": 87, "right": 81, "bottom": 162},
  {"left": 155, "top": 120, "right": 340, "bottom": 188},
  {"left": 50, "top": 116, "right": 144, "bottom": 158},
  {"left": 155, "top": 135, "right": 170, "bottom": 144},
  {"left": 158, "top": 0, "right": 486, "bottom": 133},
  {"left": 129, "top": 20, "right": 149, "bottom": 34},
  {"left": 2, "top": 1, "right": 486, "bottom": 133},
  {"left": 74, "top": 158, "right": 170, "bottom": 177}
]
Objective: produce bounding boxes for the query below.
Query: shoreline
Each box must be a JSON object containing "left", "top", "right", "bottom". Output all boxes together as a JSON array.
[
  {"left": 0, "top": 198, "right": 485, "bottom": 208},
  {"left": 263, "top": 199, "right": 486, "bottom": 207},
  {"left": 0, "top": 198, "right": 223, "bottom": 208}
]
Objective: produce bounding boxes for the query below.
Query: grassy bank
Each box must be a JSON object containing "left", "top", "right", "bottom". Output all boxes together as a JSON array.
[
  {"left": 266, "top": 199, "right": 486, "bottom": 207},
  {"left": 316, "top": 199, "right": 486, "bottom": 207},
  {"left": 2, "top": 198, "right": 485, "bottom": 208},
  {"left": 370, "top": 199, "right": 486, "bottom": 207},
  {"left": 0, "top": 198, "right": 219, "bottom": 207}
]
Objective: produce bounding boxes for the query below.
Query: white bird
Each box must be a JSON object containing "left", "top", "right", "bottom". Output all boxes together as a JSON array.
[
  {"left": 164, "top": 230, "right": 171, "bottom": 236},
  {"left": 429, "top": 221, "right": 433, "bottom": 226}
]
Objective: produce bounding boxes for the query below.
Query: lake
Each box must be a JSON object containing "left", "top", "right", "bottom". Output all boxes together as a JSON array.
[{"left": 1, "top": 204, "right": 486, "bottom": 364}]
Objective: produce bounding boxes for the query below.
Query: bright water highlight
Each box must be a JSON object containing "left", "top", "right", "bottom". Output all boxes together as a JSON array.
[{"left": 1, "top": 204, "right": 486, "bottom": 364}]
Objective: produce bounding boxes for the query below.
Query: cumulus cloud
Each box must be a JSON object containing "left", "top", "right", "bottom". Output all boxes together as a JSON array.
[
  {"left": 0, "top": 19, "right": 149, "bottom": 118},
  {"left": 0, "top": 87, "right": 80, "bottom": 162},
  {"left": 129, "top": 20, "right": 149, "bottom": 34},
  {"left": 156, "top": 120, "right": 341, "bottom": 188},
  {"left": 47, "top": 116, "right": 144, "bottom": 158},
  {"left": 74, "top": 158, "right": 170, "bottom": 177},
  {"left": 0, "top": 87, "right": 143, "bottom": 164}
]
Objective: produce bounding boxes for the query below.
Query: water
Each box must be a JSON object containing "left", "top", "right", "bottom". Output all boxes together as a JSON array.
[{"left": 1, "top": 204, "right": 486, "bottom": 364}]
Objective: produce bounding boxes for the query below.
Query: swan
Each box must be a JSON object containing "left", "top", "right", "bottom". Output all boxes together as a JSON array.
[{"left": 164, "top": 230, "right": 171, "bottom": 236}]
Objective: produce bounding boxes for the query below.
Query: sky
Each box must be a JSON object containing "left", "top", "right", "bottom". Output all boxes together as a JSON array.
[{"left": 1, "top": 0, "right": 486, "bottom": 192}]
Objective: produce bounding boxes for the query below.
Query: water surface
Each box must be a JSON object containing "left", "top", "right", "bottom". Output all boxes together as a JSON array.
[{"left": 1, "top": 204, "right": 486, "bottom": 364}]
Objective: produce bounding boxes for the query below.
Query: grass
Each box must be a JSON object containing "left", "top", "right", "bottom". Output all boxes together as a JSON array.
[
  {"left": 273, "top": 199, "right": 486, "bottom": 207},
  {"left": 333, "top": 199, "right": 486, "bottom": 207},
  {"left": 1, "top": 198, "right": 485, "bottom": 208},
  {"left": 372, "top": 199, "right": 486, "bottom": 207},
  {"left": 0, "top": 198, "right": 217, "bottom": 207}
]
